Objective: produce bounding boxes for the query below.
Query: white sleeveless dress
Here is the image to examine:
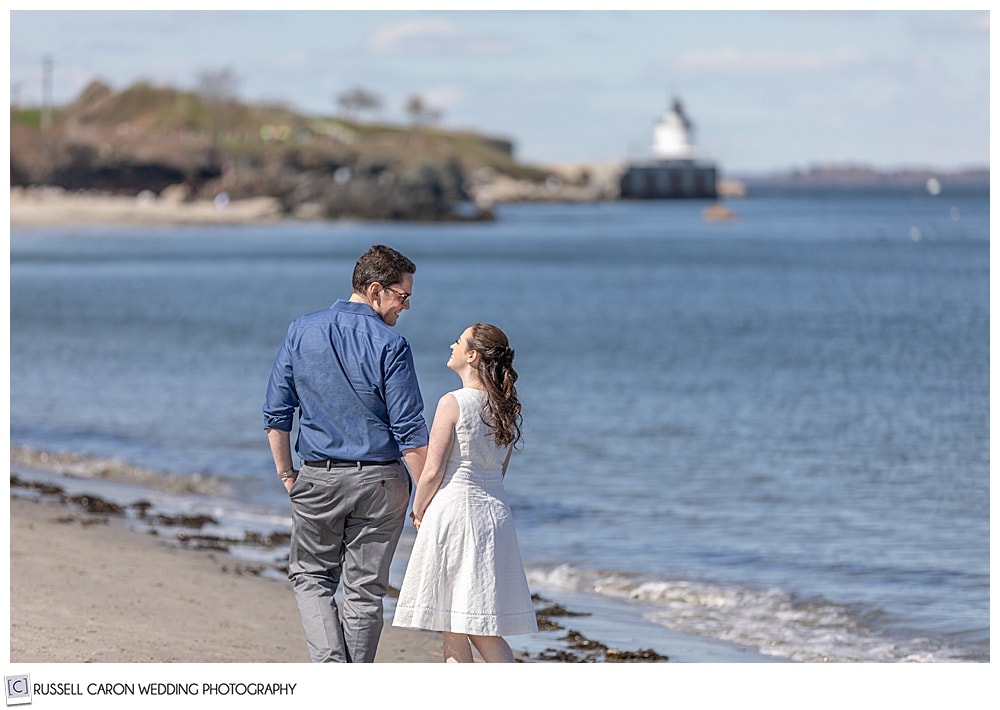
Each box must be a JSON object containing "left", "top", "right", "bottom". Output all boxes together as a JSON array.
[{"left": 393, "top": 388, "right": 537, "bottom": 636}]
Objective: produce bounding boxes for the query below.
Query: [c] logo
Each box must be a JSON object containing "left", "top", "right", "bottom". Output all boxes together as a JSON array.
[{"left": 5, "top": 675, "right": 31, "bottom": 706}]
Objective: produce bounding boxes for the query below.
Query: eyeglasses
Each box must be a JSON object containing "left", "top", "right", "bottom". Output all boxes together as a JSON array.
[{"left": 381, "top": 284, "right": 411, "bottom": 304}]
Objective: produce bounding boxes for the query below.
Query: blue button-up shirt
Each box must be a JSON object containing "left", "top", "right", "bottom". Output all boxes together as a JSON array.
[{"left": 263, "top": 300, "right": 428, "bottom": 463}]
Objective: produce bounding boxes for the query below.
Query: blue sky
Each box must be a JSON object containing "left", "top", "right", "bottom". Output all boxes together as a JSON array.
[{"left": 7, "top": 7, "right": 991, "bottom": 174}]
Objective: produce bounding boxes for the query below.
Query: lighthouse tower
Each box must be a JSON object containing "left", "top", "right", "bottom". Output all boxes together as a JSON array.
[
  {"left": 652, "top": 98, "right": 696, "bottom": 160},
  {"left": 619, "top": 95, "right": 718, "bottom": 199}
]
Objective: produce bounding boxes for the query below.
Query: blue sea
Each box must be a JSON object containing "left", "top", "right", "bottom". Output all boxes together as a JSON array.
[{"left": 8, "top": 189, "right": 990, "bottom": 663}]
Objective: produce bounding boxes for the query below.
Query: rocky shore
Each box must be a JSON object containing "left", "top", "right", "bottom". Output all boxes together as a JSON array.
[
  {"left": 8, "top": 166, "right": 623, "bottom": 228},
  {"left": 11, "top": 80, "right": 630, "bottom": 226}
]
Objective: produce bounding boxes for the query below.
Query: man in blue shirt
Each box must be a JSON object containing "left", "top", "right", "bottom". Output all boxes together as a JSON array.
[{"left": 263, "top": 244, "right": 428, "bottom": 663}]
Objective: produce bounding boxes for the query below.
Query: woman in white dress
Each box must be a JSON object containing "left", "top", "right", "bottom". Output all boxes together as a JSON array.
[{"left": 393, "top": 323, "right": 536, "bottom": 662}]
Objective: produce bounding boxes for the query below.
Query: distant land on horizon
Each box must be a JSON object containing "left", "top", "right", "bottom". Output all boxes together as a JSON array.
[
  {"left": 722, "top": 164, "right": 988, "bottom": 192},
  {"left": 11, "top": 78, "right": 989, "bottom": 206}
]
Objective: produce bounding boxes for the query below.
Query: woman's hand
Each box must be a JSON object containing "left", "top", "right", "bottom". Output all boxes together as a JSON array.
[{"left": 410, "top": 511, "right": 421, "bottom": 530}]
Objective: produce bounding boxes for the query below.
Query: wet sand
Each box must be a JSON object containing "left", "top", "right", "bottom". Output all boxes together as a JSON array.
[
  {"left": 8, "top": 491, "right": 979, "bottom": 708},
  {"left": 9, "top": 496, "right": 441, "bottom": 663}
]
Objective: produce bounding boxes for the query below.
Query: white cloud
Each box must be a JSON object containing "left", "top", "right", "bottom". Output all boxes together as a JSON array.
[
  {"left": 370, "top": 19, "right": 454, "bottom": 54},
  {"left": 369, "top": 18, "right": 513, "bottom": 56}
]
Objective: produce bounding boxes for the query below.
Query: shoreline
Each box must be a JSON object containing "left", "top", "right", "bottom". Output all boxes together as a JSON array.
[
  {"left": 9, "top": 495, "right": 443, "bottom": 663},
  {"left": 9, "top": 453, "right": 686, "bottom": 665},
  {"left": 9, "top": 185, "right": 289, "bottom": 228},
  {"left": 8, "top": 446, "right": 765, "bottom": 664}
]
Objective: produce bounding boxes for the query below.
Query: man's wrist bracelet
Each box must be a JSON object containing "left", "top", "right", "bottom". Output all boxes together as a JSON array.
[{"left": 278, "top": 468, "right": 298, "bottom": 480}]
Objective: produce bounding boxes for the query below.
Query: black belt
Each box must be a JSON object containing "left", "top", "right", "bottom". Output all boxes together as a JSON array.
[{"left": 303, "top": 458, "right": 399, "bottom": 469}]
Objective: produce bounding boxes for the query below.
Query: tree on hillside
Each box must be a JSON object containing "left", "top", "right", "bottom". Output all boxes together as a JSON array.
[
  {"left": 196, "top": 67, "right": 241, "bottom": 163},
  {"left": 405, "top": 94, "right": 442, "bottom": 127},
  {"left": 196, "top": 67, "right": 241, "bottom": 105},
  {"left": 336, "top": 87, "right": 383, "bottom": 119}
]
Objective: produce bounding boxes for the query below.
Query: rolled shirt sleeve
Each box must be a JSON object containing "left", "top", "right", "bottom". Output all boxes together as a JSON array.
[
  {"left": 262, "top": 329, "right": 298, "bottom": 433},
  {"left": 383, "top": 339, "right": 429, "bottom": 451}
]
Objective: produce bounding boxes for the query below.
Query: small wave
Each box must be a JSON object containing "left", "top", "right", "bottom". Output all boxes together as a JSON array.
[
  {"left": 526, "top": 564, "right": 969, "bottom": 663},
  {"left": 10, "top": 445, "right": 231, "bottom": 497}
]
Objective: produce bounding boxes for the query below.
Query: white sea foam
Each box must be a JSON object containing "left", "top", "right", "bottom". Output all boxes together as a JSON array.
[
  {"left": 10, "top": 445, "right": 292, "bottom": 552},
  {"left": 527, "top": 564, "right": 969, "bottom": 663},
  {"left": 11, "top": 445, "right": 232, "bottom": 497}
]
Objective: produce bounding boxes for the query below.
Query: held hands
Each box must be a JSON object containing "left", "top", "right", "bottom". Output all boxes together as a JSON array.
[{"left": 409, "top": 510, "right": 422, "bottom": 530}]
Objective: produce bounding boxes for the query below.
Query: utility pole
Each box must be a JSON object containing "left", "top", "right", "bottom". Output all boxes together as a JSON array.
[{"left": 41, "top": 54, "right": 53, "bottom": 133}]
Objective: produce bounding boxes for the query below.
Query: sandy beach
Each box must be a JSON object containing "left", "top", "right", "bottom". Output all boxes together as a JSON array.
[
  {"left": 6, "top": 496, "right": 981, "bottom": 710},
  {"left": 7, "top": 451, "right": 766, "bottom": 668},
  {"left": 9, "top": 186, "right": 287, "bottom": 228},
  {"left": 9, "top": 496, "right": 441, "bottom": 663}
]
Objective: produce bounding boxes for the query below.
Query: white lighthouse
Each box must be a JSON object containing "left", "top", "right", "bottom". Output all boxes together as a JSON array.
[
  {"left": 652, "top": 98, "right": 696, "bottom": 160},
  {"left": 619, "top": 96, "right": 718, "bottom": 200}
]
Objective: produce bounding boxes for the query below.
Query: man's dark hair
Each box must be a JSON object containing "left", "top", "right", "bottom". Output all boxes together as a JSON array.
[{"left": 352, "top": 245, "right": 416, "bottom": 293}]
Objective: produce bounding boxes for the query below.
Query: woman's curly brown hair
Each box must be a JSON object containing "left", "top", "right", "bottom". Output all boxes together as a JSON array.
[{"left": 467, "top": 322, "right": 523, "bottom": 449}]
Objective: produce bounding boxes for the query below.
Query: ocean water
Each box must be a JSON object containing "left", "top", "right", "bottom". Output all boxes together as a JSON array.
[{"left": 8, "top": 190, "right": 989, "bottom": 662}]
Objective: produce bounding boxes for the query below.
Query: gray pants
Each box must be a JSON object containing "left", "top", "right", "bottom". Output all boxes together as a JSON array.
[{"left": 287, "top": 461, "right": 410, "bottom": 663}]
